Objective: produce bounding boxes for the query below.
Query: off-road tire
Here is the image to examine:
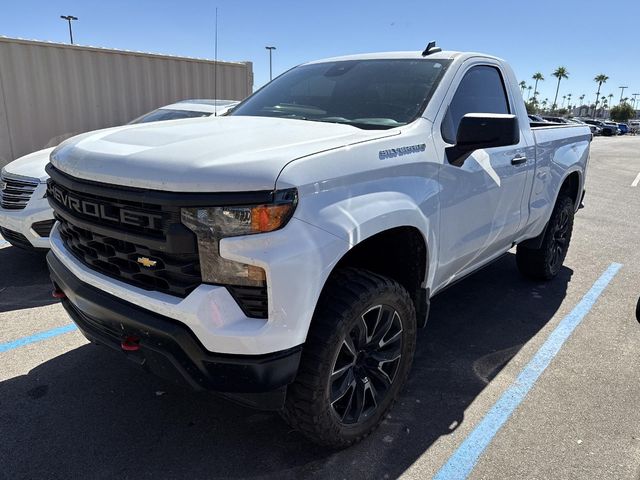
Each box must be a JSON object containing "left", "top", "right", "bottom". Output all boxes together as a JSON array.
[
  {"left": 516, "top": 195, "right": 574, "bottom": 280},
  {"left": 282, "top": 268, "right": 417, "bottom": 448}
]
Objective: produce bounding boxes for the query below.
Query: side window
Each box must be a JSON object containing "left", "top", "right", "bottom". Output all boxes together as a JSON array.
[{"left": 441, "top": 65, "right": 510, "bottom": 144}]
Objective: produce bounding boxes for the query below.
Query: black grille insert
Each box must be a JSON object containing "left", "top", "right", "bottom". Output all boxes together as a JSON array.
[
  {"left": 227, "top": 285, "right": 268, "bottom": 319},
  {"left": 0, "top": 226, "right": 32, "bottom": 249},
  {"left": 57, "top": 215, "right": 201, "bottom": 298},
  {"left": 32, "top": 220, "right": 56, "bottom": 237}
]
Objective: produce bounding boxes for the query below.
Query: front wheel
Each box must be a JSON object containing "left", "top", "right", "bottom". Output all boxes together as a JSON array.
[
  {"left": 282, "top": 268, "right": 417, "bottom": 448},
  {"left": 516, "top": 195, "right": 574, "bottom": 280}
]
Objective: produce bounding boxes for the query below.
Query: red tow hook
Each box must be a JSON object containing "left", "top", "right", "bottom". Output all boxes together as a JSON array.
[
  {"left": 52, "top": 288, "right": 66, "bottom": 299},
  {"left": 121, "top": 335, "right": 141, "bottom": 352}
]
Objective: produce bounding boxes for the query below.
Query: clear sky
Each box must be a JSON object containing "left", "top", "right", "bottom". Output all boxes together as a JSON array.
[{"left": 2, "top": 0, "right": 639, "bottom": 106}]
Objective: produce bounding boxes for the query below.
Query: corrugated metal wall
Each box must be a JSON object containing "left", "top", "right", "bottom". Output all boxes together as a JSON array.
[{"left": 0, "top": 37, "right": 253, "bottom": 167}]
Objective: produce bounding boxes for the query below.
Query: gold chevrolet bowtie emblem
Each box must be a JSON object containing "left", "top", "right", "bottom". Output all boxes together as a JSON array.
[{"left": 137, "top": 257, "right": 157, "bottom": 268}]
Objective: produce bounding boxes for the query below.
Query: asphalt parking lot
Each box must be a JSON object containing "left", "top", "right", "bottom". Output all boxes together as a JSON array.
[{"left": 1, "top": 135, "right": 639, "bottom": 480}]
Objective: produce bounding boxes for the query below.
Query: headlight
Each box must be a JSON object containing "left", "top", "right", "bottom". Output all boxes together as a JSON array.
[{"left": 181, "top": 189, "right": 297, "bottom": 287}]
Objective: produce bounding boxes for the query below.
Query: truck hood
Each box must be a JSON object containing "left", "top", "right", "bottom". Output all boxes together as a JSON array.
[
  {"left": 50, "top": 116, "right": 397, "bottom": 192},
  {"left": 3, "top": 147, "right": 55, "bottom": 182}
]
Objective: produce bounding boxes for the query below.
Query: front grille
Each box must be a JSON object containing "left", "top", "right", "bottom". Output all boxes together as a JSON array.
[
  {"left": 46, "top": 165, "right": 272, "bottom": 314},
  {"left": 1, "top": 172, "right": 38, "bottom": 210},
  {"left": 56, "top": 215, "right": 201, "bottom": 297},
  {"left": 48, "top": 181, "right": 173, "bottom": 238}
]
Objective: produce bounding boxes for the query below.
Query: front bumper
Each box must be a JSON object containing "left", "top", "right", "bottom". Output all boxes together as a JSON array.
[
  {"left": 48, "top": 251, "right": 302, "bottom": 408},
  {"left": 0, "top": 186, "right": 53, "bottom": 249}
]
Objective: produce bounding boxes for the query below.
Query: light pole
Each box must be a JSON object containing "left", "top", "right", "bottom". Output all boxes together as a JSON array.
[
  {"left": 265, "top": 46, "right": 276, "bottom": 81},
  {"left": 60, "top": 15, "right": 78, "bottom": 44},
  {"left": 619, "top": 86, "right": 628, "bottom": 104}
]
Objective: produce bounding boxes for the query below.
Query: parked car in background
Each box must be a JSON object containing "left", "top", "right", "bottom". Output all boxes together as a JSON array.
[
  {"left": 617, "top": 123, "right": 629, "bottom": 135},
  {"left": 0, "top": 99, "right": 239, "bottom": 250},
  {"left": 629, "top": 121, "right": 640, "bottom": 134},
  {"left": 584, "top": 119, "right": 618, "bottom": 136},
  {"left": 528, "top": 114, "right": 547, "bottom": 123},
  {"left": 604, "top": 121, "right": 621, "bottom": 135},
  {"left": 568, "top": 118, "right": 599, "bottom": 135},
  {"left": 542, "top": 116, "right": 569, "bottom": 123}
]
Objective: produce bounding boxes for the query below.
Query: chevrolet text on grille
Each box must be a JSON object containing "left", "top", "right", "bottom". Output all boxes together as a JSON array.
[{"left": 50, "top": 184, "right": 162, "bottom": 229}]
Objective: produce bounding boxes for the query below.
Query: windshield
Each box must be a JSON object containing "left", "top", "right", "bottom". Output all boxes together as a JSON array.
[
  {"left": 231, "top": 59, "right": 451, "bottom": 129},
  {"left": 129, "top": 108, "right": 212, "bottom": 124}
]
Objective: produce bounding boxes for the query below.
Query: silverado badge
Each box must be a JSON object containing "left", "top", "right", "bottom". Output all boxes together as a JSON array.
[{"left": 137, "top": 257, "right": 157, "bottom": 268}]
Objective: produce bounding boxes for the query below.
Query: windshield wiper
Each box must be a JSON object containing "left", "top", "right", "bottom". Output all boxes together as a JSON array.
[{"left": 313, "top": 118, "right": 397, "bottom": 130}]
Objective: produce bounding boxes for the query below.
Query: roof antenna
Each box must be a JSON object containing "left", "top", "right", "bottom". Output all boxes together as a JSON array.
[
  {"left": 422, "top": 41, "right": 442, "bottom": 57},
  {"left": 214, "top": 7, "right": 218, "bottom": 116}
]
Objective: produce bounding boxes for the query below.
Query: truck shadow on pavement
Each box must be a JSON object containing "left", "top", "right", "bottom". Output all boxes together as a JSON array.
[
  {"left": 0, "top": 253, "right": 572, "bottom": 479},
  {"left": 0, "top": 246, "right": 56, "bottom": 312}
]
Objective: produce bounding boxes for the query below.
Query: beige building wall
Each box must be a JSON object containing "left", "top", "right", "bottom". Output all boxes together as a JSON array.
[{"left": 0, "top": 37, "right": 253, "bottom": 167}]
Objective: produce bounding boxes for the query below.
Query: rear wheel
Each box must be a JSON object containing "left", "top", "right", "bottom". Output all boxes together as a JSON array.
[
  {"left": 282, "top": 268, "right": 417, "bottom": 448},
  {"left": 516, "top": 195, "right": 574, "bottom": 280}
]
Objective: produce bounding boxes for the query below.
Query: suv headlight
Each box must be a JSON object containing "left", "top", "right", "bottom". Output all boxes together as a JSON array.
[{"left": 181, "top": 189, "right": 297, "bottom": 287}]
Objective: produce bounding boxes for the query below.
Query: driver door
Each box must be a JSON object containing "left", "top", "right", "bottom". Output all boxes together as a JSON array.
[{"left": 432, "top": 63, "right": 534, "bottom": 291}]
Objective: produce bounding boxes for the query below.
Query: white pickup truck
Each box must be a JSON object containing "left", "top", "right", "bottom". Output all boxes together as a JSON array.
[{"left": 45, "top": 49, "right": 591, "bottom": 447}]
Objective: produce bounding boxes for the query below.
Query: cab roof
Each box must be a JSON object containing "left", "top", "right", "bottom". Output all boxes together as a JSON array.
[{"left": 304, "top": 50, "right": 503, "bottom": 65}]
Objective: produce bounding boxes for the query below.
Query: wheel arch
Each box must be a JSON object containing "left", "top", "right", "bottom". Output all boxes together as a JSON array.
[
  {"left": 559, "top": 170, "right": 582, "bottom": 210},
  {"left": 521, "top": 169, "right": 582, "bottom": 250},
  {"left": 316, "top": 225, "right": 430, "bottom": 328}
]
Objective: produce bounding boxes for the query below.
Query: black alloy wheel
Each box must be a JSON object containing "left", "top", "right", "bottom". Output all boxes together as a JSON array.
[{"left": 329, "top": 304, "right": 403, "bottom": 425}]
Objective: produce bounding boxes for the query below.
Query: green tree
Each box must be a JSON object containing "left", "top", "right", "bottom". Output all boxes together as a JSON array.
[
  {"left": 610, "top": 102, "right": 635, "bottom": 122},
  {"left": 552, "top": 67, "right": 569, "bottom": 111},
  {"left": 519, "top": 81, "right": 527, "bottom": 94},
  {"left": 532, "top": 72, "right": 544, "bottom": 101},
  {"left": 525, "top": 101, "right": 537, "bottom": 114},
  {"left": 608, "top": 93, "right": 614, "bottom": 108},
  {"left": 527, "top": 85, "right": 533, "bottom": 100},
  {"left": 593, "top": 74, "right": 609, "bottom": 118}
]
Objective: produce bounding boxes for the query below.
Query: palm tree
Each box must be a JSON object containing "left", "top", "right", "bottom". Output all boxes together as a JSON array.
[
  {"left": 567, "top": 93, "right": 572, "bottom": 110},
  {"left": 532, "top": 72, "right": 544, "bottom": 101},
  {"left": 552, "top": 67, "right": 569, "bottom": 111},
  {"left": 562, "top": 95, "right": 566, "bottom": 108},
  {"left": 601, "top": 96, "right": 607, "bottom": 116},
  {"left": 519, "top": 81, "right": 527, "bottom": 95},
  {"left": 608, "top": 93, "right": 614, "bottom": 108},
  {"left": 593, "top": 74, "right": 609, "bottom": 118},
  {"left": 527, "top": 85, "right": 533, "bottom": 100},
  {"left": 579, "top": 94, "right": 585, "bottom": 106}
]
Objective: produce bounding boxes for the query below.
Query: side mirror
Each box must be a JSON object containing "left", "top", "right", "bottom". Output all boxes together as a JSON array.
[{"left": 446, "top": 113, "right": 520, "bottom": 166}]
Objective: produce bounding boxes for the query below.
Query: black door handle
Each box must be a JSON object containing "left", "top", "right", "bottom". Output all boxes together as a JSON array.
[{"left": 511, "top": 155, "right": 527, "bottom": 165}]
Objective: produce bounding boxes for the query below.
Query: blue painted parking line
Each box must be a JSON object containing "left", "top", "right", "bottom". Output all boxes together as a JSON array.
[
  {"left": 434, "top": 262, "right": 622, "bottom": 480},
  {"left": 0, "top": 324, "right": 77, "bottom": 353}
]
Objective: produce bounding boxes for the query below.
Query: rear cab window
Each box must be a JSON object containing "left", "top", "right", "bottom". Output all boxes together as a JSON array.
[{"left": 441, "top": 65, "right": 511, "bottom": 143}]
